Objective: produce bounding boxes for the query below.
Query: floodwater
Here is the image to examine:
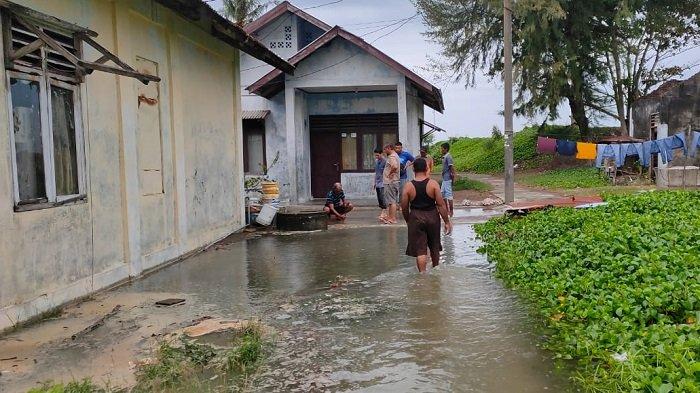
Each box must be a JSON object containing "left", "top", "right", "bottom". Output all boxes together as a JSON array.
[{"left": 0, "top": 222, "right": 568, "bottom": 392}]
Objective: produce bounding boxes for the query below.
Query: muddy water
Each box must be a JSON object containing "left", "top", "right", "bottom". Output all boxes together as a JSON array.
[
  {"left": 135, "top": 224, "right": 566, "bottom": 392},
  {"left": 0, "top": 223, "right": 567, "bottom": 392}
]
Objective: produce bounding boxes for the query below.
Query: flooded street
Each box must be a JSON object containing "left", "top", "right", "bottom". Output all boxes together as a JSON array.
[{"left": 1, "top": 222, "right": 567, "bottom": 392}]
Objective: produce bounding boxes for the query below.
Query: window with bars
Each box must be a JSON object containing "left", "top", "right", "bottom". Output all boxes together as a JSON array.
[
  {"left": 1, "top": 4, "right": 158, "bottom": 210},
  {"left": 4, "top": 16, "right": 84, "bottom": 208}
]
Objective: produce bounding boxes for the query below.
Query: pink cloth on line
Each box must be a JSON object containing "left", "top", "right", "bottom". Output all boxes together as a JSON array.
[{"left": 537, "top": 136, "right": 557, "bottom": 154}]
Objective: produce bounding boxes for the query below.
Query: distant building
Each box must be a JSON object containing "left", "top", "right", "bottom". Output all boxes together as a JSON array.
[
  {"left": 630, "top": 72, "right": 700, "bottom": 187},
  {"left": 240, "top": 2, "right": 444, "bottom": 201},
  {"left": 0, "top": 0, "right": 292, "bottom": 331}
]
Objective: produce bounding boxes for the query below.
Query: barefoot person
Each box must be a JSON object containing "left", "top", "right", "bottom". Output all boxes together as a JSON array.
[
  {"left": 401, "top": 158, "right": 452, "bottom": 272},
  {"left": 440, "top": 142, "right": 456, "bottom": 217},
  {"left": 324, "top": 183, "right": 353, "bottom": 220},
  {"left": 373, "top": 148, "right": 388, "bottom": 221},
  {"left": 382, "top": 144, "right": 400, "bottom": 224}
]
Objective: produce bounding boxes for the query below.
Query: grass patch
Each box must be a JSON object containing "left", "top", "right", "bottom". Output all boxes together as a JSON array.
[
  {"left": 28, "top": 379, "right": 108, "bottom": 393},
  {"left": 31, "top": 323, "right": 270, "bottom": 393},
  {"left": 452, "top": 177, "right": 493, "bottom": 192},
  {"left": 475, "top": 191, "right": 700, "bottom": 392},
  {"left": 133, "top": 323, "right": 269, "bottom": 392},
  {"left": 517, "top": 167, "right": 609, "bottom": 189}
]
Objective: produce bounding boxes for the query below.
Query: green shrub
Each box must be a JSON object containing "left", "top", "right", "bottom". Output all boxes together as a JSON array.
[
  {"left": 475, "top": 191, "right": 700, "bottom": 392},
  {"left": 518, "top": 167, "right": 609, "bottom": 189}
]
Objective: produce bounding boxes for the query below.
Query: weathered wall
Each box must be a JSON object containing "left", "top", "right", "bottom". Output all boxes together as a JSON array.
[
  {"left": 0, "top": 0, "right": 244, "bottom": 330},
  {"left": 632, "top": 74, "right": 700, "bottom": 140},
  {"left": 307, "top": 91, "right": 398, "bottom": 115},
  {"left": 282, "top": 39, "right": 412, "bottom": 201}
]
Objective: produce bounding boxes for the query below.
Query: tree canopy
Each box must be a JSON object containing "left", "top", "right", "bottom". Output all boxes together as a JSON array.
[{"left": 415, "top": 0, "right": 700, "bottom": 137}]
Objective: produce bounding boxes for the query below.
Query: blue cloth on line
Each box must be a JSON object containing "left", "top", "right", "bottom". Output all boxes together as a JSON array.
[
  {"left": 690, "top": 131, "right": 700, "bottom": 158},
  {"left": 620, "top": 142, "right": 646, "bottom": 166},
  {"left": 595, "top": 144, "right": 623, "bottom": 168},
  {"left": 659, "top": 133, "right": 687, "bottom": 163},
  {"left": 556, "top": 139, "right": 577, "bottom": 156},
  {"left": 642, "top": 140, "right": 666, "bottom": 165}
]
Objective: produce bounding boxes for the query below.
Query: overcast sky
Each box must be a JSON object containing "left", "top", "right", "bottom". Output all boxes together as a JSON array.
[{"left": 211, "top": 0, "right": 700, "bottom": 138}]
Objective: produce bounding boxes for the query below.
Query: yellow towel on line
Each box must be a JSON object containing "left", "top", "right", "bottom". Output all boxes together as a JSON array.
[{"left": 576, "top": 142, "right": 597, "bottom": 160}]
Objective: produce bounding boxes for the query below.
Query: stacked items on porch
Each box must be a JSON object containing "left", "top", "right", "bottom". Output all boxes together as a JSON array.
[{"left": 536, "top": 130, "right": 700, "bottom": 168}]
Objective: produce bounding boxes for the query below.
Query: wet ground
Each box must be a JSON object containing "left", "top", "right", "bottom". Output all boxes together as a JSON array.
[{"left": 0, "top": 212, "right": 568, "bottom": 392}]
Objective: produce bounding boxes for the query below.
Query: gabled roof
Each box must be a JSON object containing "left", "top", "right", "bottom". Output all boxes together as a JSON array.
[
  {"left": 246, "top": 26, "right": 444, "bottom": 112},
  {"left": 244, "top": 1, "right": 332, "bottom": 35},
  {"left": 154, "top": 0, "right": 294, "bottom": 74}
]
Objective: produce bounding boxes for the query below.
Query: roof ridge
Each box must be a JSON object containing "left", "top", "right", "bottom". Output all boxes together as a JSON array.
[{"left": 243, "top": 1, "right": 332, "bottom": 35}]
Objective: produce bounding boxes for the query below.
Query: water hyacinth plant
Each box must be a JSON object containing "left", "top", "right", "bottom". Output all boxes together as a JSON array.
[{"left": 475, "top": 191, "right": 700, "bottom": 392}]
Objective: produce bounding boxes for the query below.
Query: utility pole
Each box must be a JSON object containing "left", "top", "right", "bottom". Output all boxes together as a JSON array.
[{"left": 503, "top": 0, "right": 515, "bottom": 203}]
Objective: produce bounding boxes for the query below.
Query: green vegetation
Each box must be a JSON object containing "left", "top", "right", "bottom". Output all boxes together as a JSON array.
[
  {"left": 30, "top": 323, "right": 270, "bottom": 393},
  {"left": 431, "top": 124, "right": 616, "bottom": 174},
  {"left": 28, "top": 380, "right": 107, "bottom": 393},
  {"left": 518, "top": 167, "right": 609, "bottom": 189},
  {"left": 452, "top": 177, "right": 493, "bottom": 192},
  {"left": 475, "top": 191, "right": 700, "bottom": 392},
  {"left": 134, "top": 324, "right": 269, "bottom": 392}
]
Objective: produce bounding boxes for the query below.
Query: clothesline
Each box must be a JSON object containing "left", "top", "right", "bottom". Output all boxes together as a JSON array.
[{"left": 536, "top": 130, "right": 700, "bottom": 168}]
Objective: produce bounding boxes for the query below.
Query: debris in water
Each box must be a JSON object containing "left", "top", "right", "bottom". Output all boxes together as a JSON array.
[
  {"left": 71, "top": 305, "right": 122, "bottom": 340},
  {"left": 183, "top": 318, "right": 246, "bottom": 337},
  {"left": 155, "top": 298, "right": 185, "bottom": 306}
]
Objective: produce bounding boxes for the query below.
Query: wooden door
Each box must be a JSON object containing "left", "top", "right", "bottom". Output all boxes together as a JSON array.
[{"left": 310, "top": 132, "right": 341, "bottom": 198}]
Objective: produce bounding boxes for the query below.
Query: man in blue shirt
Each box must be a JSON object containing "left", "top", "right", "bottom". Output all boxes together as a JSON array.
[
  {"left": 324, "top": 182, "right": 353, "bottom": 220},
  {"left": 394, "top": 141, "right": 415, "bottom": 203}
]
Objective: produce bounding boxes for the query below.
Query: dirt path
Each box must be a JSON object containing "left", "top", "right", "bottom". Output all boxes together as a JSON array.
[{"left": 463, "top": 173, "right": 564, "bottom": 202}]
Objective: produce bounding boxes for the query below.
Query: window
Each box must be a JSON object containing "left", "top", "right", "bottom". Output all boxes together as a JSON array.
[
  {"left": 341, "top": 133, "right": 357, "bottom": 170},
  {"left": 5, "top": 18, "right": 85, "bottom": 207},
  {"left": 243, "top": 120, "right": 266, "bottom": 175},
  {"left": 341, "top": 131, "right": 397, "bottom": 172}
]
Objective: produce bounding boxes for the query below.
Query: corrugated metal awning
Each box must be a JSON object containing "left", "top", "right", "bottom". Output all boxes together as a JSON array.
[{"left": 242, "top": 110, "right": 270, "bottom": 120}]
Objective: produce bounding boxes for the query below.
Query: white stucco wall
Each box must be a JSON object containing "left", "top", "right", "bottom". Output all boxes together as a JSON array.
[{"left": 1, "top": 0, "right": 245, "bottom": 331}]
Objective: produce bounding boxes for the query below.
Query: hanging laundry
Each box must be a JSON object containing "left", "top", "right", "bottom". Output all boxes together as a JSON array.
[
  {"left": 659, "top": 133, "right": 687, "bottom": 163},
  {"left": 556, "top": 139, "right": 577, "bottom": 156},
  {"left": 620, "top": 143, "right": 646, "bottom": 166},
  {"left": 690, "top": 131, "right": 700, "bottom": 157},
  {"left": 575, "top": 142, "right": 597, "bottom": 160},
  {"left": 537, "top": 136, "right": 557, "bottom": 154},
  {"left": 642, "top": 140, "right": 667, "bottom": 165},
  {"left": 595, "top": 144, "right": 622, "bottom": 168}
]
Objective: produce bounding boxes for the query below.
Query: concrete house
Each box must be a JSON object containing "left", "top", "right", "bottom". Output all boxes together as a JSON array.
[
  {"left": 631, "top": 72, "right": 700, "bottom": 187},
  {"left": 240, "top": 2, "right": 444, "bottom": 201},
  {"left": 0, "top": 0, "right": 292, "bottom": 331}
]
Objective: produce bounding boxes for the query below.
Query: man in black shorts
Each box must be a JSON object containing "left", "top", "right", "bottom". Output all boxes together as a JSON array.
[
  {"left": 400, "top": 158, "right": 452, "bottom": 272},
  {"left": 324, "top": 182, "right": 354, "bottom": 220}
]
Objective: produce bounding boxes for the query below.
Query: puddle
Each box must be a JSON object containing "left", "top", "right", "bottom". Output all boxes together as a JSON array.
[{"left": 0, "top": 224, "right": 568, "bottom": 392}]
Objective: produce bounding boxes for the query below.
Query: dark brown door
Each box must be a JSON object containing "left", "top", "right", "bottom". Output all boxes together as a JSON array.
[{"left": 311, "top": 132, "right": 341, "bottom": 198}]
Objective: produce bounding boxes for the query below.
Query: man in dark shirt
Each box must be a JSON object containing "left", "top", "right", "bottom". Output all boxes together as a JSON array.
[{"left": 324, "top": 182, "right": 353, "bottom": 220}]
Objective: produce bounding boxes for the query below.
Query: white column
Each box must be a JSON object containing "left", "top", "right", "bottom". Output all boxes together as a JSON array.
[
  {"left": 115, "top": 2, "right": 142, "bottom": 276},
  {"left": 284, "top": 87, "right": 298, "bottom": 202}
]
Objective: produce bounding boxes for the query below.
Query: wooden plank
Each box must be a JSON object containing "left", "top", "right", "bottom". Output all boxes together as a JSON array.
[
  {"left": 78, "top": 33, "right": 136, "bottom": 72},
  {"left": 2, "top": 10, "right": 13, "bottom": 68},
  {"left": 10, "top": 37, "right": 42, "bottom": 60},
  {"left": 14, "top": 15, "right": 81, "bottom": 66},
  {"left": 79, "top": 60, "right": 161, "bottom": 84}
]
